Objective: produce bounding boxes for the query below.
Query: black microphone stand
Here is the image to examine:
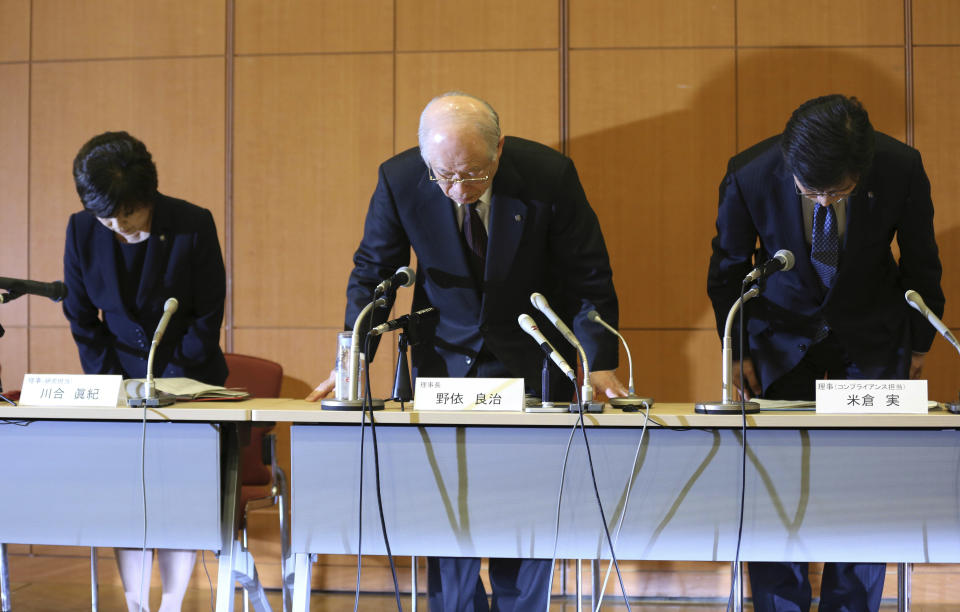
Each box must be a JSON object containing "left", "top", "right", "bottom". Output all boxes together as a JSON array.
[
  {"left": 391, "top": 331, "right": 412, "bottom": 408},
  {"left": 529, "top": 356, "right": 568, "bottom": 412}
]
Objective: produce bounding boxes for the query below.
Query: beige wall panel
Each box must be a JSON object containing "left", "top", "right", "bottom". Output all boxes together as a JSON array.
[
  {"left": 913, "top": 0, "right": 960, "bottom": 44},
  {"left": 235, "top": 0, "right": 393, "bottom": 54},
  {"left": 395, "top": 51, "right": 560, "bottom": 153},
  {"left": 569, "top": 0, "right": 734, "bottom": 48},
  {"left": 396, "top": 0, "right": 557, "bottom": 51},
  {"left": 913, "top": 47, "right": 960, "bottom": 327},
  {"left": 0, "top": 64, "right": 29, "bottom": 327},
  {"left": 31, "top": 0, "right": 225, "bottom": 60},
  {"left": 232, "top": 54, "right": 393, "bottom": 328},
  {"left": 0, "top": 327, "right": 28, "bottom": 393},
  {"left": 0, "top": 0, "right": 29, "bottom": 62},
  {"left": 232, "top": 328, "right": 397, "bottom": 401},
  {"left": 29, "top": 58, "right": 226, "bottom": 327},
  {"left": 29, "top": 326, "right": 82, "bottom": 374},
  {"left": 568, "top": 49, "right": 735, "bottom": 329},
  {"left": 737, "top": 0, "right": 903, "bottom": 47},
  {"left": 736, "top": 48, "right": 906, "bottom": 148},
  {"left": 925, "top": 331, "right": 960, "bottom": 402},
  {"left": 623, "top": 329, "right": 720, "bottom": 403}
]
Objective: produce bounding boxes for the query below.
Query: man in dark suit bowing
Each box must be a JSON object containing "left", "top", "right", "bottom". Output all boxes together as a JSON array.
[
  {"left": 707, "top": 95, "right": 944, "bottom": 611},
  {"left": 308, "top": 91, "right": 628, "bottom": 610}
]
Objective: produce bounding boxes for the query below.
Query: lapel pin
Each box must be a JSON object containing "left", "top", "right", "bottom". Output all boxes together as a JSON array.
[{"left": 514, "top": 214, "right": 521, "bottom": 222}]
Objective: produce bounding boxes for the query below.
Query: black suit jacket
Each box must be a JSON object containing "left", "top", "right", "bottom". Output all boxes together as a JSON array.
[
  {"left": 707, "top": 133, "right": 944, "bottom": 392},
  {"left": 63, "top": 194, "right": 228, "bottom": 385},
  {"left": 346, "top": 136, "right": 619, "bottom": 399}
]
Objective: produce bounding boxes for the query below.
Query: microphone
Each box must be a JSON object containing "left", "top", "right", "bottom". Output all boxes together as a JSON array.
[
  {"left": 129, "top": 297, "right": 179, "bottom": 407},
  {"left": 742, "top": 249, "right": 795, "bottom": 284},
  {"left": 374, "top": 266, "right": 415, "bottom": 297},
  {"left": 368, "top": 307, "right": 437, "bottom": 337},
  {"left": 586, "top": 310, "right": 653, "bottom": 411},
  {"left": 530, "top": 292, "right": 579, "bottom": 349},
  {"left": 905, "top": 290, "right": 960, "bottom": 354},
  {"left": 0, "top": 277, "right": 68, "bottom": 303},
  {"left": 530, "top": 292, "right": 593, "bottom": 403},
  {"left": 152, "top": 297, "right": 179, "bottom": 343},
  {"left": 518, "top": 314, "right": 576, "bottom": 381}
]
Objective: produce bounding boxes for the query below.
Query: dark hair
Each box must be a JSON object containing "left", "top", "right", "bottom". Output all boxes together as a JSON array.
[
  {"left": 780, "top": 95, "right": 875, "bottom": 191},
  {"left": 73, "top": 131, "right": 158, "bottom": 217}
]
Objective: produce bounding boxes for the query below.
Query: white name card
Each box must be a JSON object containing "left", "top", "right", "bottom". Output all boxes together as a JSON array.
[
  {"left": 19, "top": 373, "right": 123, "bottom": 408},
  {"left": 414, "top": 377, "right": 524, "bottom": 411},
  {"left": 815, "top": 379, "right": 928, "bottom": 414}
]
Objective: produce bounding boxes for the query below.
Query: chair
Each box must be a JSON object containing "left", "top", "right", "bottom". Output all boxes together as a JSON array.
[{"left": 224, "top": 353, "right": 292, "bottom": 612}]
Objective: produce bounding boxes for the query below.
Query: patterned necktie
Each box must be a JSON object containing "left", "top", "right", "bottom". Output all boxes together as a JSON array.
[
  {"left": 810, "top": 203, "right": 838, "bottom": 343},
  {"left": 810, "top": 203, "right": 839, "bottom": 289},
  {"left": 462, "top": 201, "right": 487, "bottom": 283}
]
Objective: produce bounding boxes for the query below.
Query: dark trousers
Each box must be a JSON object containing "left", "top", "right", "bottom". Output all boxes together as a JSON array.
[
  {"left": 426, "top": 351, "right": 553, "bottom": 611},
  {"left": 751, "top": 333, "right": 888, "bottom": 612},
  {"left": 427, "top": 557, "right": 552, "bottom": 612}
]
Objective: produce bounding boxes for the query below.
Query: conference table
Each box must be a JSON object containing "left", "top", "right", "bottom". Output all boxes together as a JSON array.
[
  {"left": 250, "top": 401, "right": 960, "bottom": 612},
  {"left": 0, "top": 398, "right": 288, "bottom": 612}
]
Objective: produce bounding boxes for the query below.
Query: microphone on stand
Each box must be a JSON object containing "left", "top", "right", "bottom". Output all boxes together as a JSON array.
[
  {"left": 586, "top": 310, "right": 653, "bottom": 412},
  {"left": 368, "top": 307, "right": 437, "bottom": 337},
  {"left": 518, "top": 314, "right": 576, "bottom": 381},
  {"left": 696, "top": 286, "right": 761, "bottom": 414},
  {"left": 322, "top": 269, "right": 417, "bottom": 411},
  {"left": 0, "top": 277, "right": 68, "bottom": 303},
  {"left": 128, "top": 298, "right": 178, "bottom": 408},
  {"left": 904, "top": 290, "right": 960, "bottom": 414},
  {"left": 530, "top": 292, "right": 595, "bottom": 406},
  {"left": 698, "top": 249, "right": 797, "bottom": 414},
  {"left": 905, "top": 290, "right": 960, "bottom": 354},
  {"left": 742, "top": 249, "right": 795, "bottom": 285},
  {"left": 374, "top": 266, "right": 415, "bottom": 297}
]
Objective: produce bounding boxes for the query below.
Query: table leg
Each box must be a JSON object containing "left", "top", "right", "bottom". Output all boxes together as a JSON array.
[
  {"left": 292, "top": 553, "right": 313, "bottom": 612},
  {"left": 90, "top": 547, "right": 99, "bottom": 612},
  {"left": 410, "top": 556, "right": 418, "bottom": 612},
  {"left": 898, "top": 562, "right": 912, "bottom": 612},
  {"left": 0, "top": 543, "right": 10, "bottom": 612},
  {"left": 216, "top": 424, "right": 243, "bottom": 612}
]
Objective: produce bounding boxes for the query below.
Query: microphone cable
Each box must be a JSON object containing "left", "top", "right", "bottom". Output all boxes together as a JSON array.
[
  {"left": 592, "top": 400, "right": 651, "bottom": 611},
  {"left": 353, "top": 332, "right": 403, "bottom": 612},
  {"left": 545, "top": 402, "right": 584, "bottom": 611},
  {"left": 571, "top": 384, "right": 632, "bottom": 612},
  {"left": 726, "top": 280, "right": 751, "bottom": 612},
  {"left": 138, "top": 399, "right": 149, "bottom": 612}
]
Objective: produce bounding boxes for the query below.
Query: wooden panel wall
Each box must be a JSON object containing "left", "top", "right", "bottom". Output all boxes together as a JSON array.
[{"left": 1, "top": 0, "right": 959, "bottom": 603}]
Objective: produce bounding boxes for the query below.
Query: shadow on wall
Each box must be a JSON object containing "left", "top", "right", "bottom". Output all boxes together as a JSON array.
[{"left": 567, "top": 47, "right": 907, "bottom": 401}]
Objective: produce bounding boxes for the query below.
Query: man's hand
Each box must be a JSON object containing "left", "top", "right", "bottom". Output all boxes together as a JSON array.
[
  {"left": 909, "top": 352, "right": 926, "bottom": 380},
  {"left": 589, "top": 369, "right": 629, "bottom": 399},
  {"left": 731, "top": 358, "right": 761, "bottom": 400},
  {"left": 305, "top": 369, "right": 337, "bottom": 402}
]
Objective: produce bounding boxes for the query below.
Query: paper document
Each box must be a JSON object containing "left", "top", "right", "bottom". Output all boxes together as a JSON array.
[{"left": 124, "top": 377, "right": 250, "bottom": 401}]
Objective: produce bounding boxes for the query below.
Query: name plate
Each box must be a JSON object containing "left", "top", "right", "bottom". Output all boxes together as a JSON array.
[
  {"left": 19, "top": 373, "right": 123, "bottom": 408},
  {"left": 815, "top": 379, "right": 927, "bottom": 414},
  {"left": 414, "top": 377, "right": 524, "bottom": 411}
]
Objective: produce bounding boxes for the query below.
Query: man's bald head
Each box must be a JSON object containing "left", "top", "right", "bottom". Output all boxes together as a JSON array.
[{"left": 418, "top": 92, "right": 501, "bottom": 164}]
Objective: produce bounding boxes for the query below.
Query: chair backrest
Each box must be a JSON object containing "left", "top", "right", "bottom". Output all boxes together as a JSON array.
[
  {"left": 224, "top": 353, "right": 283, "bottom": 398},
  {"left": 225, "top": 353, "right": 284, "bottom": 488}
]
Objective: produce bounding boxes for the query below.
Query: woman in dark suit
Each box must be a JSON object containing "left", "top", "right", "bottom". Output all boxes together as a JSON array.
[{"left": 63, "top": 131, "right": 227, "bottom": 612}]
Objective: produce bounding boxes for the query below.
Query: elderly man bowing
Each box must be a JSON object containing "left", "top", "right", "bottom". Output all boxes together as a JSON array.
[{"left": 309, "top": 92, "right": 627, "bottom": 610}]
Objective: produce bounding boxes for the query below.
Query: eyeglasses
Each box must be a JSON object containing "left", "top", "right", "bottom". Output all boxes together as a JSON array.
[
  {"left": 427, "top": 164, "right": 493, "bottom": 186},
  {"left": 794, "top": 183, "right": 857, "bottom": 202}
]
